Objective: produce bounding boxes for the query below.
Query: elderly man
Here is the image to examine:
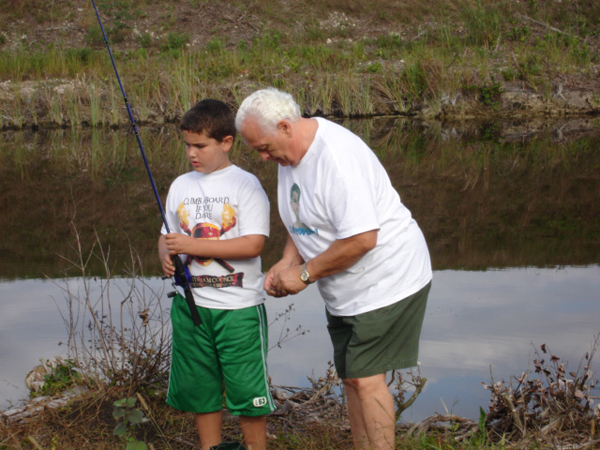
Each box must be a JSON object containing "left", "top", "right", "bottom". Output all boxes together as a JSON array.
[{"left": 236, "top": 87, "right": 432, "bottom": 450}]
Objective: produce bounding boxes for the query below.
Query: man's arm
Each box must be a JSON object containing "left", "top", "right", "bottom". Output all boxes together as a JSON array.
[
  {"left": 308, "top": 230, "right": 377, "bottom": 280},
  {"left": 270, "top": 229, "right": 378, "bottom": 296}
]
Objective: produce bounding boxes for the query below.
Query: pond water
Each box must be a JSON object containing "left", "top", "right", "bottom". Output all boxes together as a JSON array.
[{"left": 1, "top": 118, "right": 599, "bottom": 421}]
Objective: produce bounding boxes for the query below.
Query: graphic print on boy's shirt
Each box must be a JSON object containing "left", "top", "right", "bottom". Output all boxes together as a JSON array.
[
  {"left": 288, "top": 183, "right": 318, "bottom": 236},
  {"left": 176, "top": 199, "right": 244, "bottom": 288}
]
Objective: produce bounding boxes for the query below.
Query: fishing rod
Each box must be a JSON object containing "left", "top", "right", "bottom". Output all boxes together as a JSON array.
[{"left": 91, "top": 0, "right": 201, "bottom": 326}]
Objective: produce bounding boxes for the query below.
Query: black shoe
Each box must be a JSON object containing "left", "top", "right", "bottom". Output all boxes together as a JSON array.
[{"left": 209, "top": 443, "right": 247, "bottom": 450}]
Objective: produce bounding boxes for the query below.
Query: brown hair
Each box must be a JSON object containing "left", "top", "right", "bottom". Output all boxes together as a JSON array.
[{"left": 180, "top": 99, "right": 236, "bottom": 142}]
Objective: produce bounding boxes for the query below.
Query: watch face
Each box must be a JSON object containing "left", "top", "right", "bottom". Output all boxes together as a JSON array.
[{"left": 300, "top": 271, "right": 309, "bottom": 281}]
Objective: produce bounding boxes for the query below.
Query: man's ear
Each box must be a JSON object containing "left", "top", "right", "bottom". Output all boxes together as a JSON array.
[{"left": 277, "top": 120, "right": 292, "bottom": 136}]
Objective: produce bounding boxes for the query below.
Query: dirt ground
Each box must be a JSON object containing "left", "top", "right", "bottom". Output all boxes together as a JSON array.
[{"left": 1, "top": 1, "right": 401, "bottom": 50}]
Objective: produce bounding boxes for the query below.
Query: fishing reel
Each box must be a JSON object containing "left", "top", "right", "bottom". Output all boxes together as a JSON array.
[{"left": 166, "top": 257, "right": 192, "bottom": 298}]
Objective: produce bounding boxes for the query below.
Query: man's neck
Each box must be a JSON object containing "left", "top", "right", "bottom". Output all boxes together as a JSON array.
[{"left": 295, "top": 117, "right": 319, "bottom": 162}]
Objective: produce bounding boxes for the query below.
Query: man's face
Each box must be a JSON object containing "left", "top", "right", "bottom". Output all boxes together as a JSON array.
[
  {"left": 183, "top": 130, "right": 231, "bottom": 174},
  {"left": 240, "top": 117, "right": 295, "bottom": 167}
]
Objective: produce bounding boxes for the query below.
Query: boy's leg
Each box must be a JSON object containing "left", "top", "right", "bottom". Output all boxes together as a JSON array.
[
  {"left": 195, "top": 410, "right": 223, "bottom": 450},
  {"left": 168, "top": 296, "right": 226, "bottom": 449},
  {"left": 239, "top": 415, "right": 267, "bottom": 450},
  {"left": 217, "top": 305, "right": 275, "bottom": 433}
]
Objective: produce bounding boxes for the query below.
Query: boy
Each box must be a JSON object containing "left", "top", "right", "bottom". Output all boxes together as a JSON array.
[{"left": 158, "top": 99, "right": 274, "bottom": 450}]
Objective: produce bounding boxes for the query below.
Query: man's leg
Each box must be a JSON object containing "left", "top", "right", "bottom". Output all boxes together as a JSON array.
[
  {"left": 344, "top": 381, "right": 370, "bottom": 449},
  {"left": 239, "top": 415, "right": 267, "bottom": 450},
  {"left": 344, "top": 373, "right": 396, "bottom": 450},
  {"left": 195, "top": 410, "right": 223, "bottom": 450}
]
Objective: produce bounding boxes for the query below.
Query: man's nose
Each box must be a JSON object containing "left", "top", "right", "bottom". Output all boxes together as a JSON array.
[{"left": 260, "top": 152, "right": 270, "bottom": 162}]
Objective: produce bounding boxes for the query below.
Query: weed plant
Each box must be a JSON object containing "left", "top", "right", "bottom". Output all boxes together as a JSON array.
[
  {"left": 483, "top": 340, "right": 600, "bottom": 445},
  {"left": 51, "top": 226, "right": 173, "bottom": 391}
]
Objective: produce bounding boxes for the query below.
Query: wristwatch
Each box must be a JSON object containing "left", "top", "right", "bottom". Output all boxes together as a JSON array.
[{"left": 300, "top": 263, "right": 313, "bottom": 284}]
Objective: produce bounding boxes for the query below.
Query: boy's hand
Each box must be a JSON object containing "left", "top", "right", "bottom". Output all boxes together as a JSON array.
[
  {"left": 164, "top": 233, "right": 195, "bottom": 255},
  {"left": 161, "top": 253, "right": 175, "bottom": 277}
]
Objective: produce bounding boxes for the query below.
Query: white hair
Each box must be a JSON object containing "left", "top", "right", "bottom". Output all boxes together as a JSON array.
[{"left": 235, "top": 87, "right": 302, "bottom": 135}]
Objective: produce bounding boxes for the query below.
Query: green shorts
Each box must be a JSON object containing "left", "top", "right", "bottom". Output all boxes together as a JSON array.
[
  {"left": 326, "top": 282, "right": 431, "bottom": 379},
  {"left": 167, "top": 294, "right": 275, "bottom": 416}
]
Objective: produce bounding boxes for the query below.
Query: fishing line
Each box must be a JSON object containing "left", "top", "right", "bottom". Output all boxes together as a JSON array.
[
  {"left": 91, "top": 0, "right": 169, "bottom": 231},
  {"left": 91, "top": 0, "right": 201, "bottom": 326}
]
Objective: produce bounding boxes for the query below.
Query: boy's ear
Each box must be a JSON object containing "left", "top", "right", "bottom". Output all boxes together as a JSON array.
[{"left": 221, "top": 135, "right": 234, "bottom": 151}]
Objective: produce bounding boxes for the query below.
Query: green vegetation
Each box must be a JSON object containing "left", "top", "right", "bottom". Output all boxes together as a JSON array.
[
  {"left": 112, "top": 397, "right": 149, "bottom": 450},
  {"left": 0, "top": 0, "right": 598, "bottom": 128},
  {"left": 35, "top": 359, "right": 82, "bottom": 398}
]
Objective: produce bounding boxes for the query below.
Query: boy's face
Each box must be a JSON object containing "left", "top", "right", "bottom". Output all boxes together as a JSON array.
[{"left": 183, "top": 130, "right": 232, "bottom": 174}]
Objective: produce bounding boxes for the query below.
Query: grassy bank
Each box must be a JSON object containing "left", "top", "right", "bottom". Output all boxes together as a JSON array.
[{"left": 0, "top": 0, "right": 599, "bottom": 129}]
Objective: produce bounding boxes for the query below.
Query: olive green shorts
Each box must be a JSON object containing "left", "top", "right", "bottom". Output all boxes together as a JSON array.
[
  {"left": 326, "top": 281, "right": 431, "bottom": 379},
  {"left": 167, "top": 294, "right": 275, "bottom": 416}
]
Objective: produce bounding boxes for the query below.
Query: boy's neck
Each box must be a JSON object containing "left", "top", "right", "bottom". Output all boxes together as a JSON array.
[{"left": 197, "top": 159, "right": 232, "bottom": 174}]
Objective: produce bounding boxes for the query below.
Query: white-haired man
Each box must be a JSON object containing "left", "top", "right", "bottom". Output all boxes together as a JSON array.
[{"left": 236, "top": 87, "right": 432, "bottom": 450}]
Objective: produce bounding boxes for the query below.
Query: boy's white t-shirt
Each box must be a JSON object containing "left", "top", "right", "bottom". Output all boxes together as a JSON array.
[
  {"left": 161, "top": 165, "right": 269, "bottom": 309},
  {"left": 278, "top": 118, "right": 432, "bottom": 316}
]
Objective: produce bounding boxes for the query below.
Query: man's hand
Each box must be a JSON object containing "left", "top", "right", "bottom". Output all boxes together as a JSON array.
[
  {"left": 264, "top": 259, "right": 303, "bottom": 297},
  {"left": 264, "top": 235, "right": 305, "bottom": 297},
  {"left": 270, "top": 264, "right": 308, "bottom": 297}
]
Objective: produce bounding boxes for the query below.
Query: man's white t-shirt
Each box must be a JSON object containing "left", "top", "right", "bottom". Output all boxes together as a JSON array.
[
  {"left": 162, "top": 165, "right": 269, "bottom": 309},
  {"left": 278, "top": 118, "right": 432, "bottom": 316}
]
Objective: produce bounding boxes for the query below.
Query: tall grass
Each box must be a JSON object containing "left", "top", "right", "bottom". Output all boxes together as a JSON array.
[{"left": 0, "top": 0, "right": 598, "bottom": 128}]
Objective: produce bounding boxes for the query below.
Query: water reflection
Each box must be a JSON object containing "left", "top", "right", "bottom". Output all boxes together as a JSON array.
[
  {"left": 1, "top": 118, "right": 599, "bottom": 279},
  {"left": 2, "top": 265, "right": 599, "bottom": 421}
]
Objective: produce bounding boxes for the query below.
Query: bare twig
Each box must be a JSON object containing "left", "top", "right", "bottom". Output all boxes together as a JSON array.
[{"left": 516, "top": 13, "right": 569, "bottom": 36}]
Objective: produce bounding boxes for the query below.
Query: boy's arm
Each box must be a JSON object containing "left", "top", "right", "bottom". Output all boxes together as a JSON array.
[
  {"left": 163, "top": 233, "right": 266, "bottom": 260},
  {"left": 158, "top": 234, "right": 176, "bottom": 277}
]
